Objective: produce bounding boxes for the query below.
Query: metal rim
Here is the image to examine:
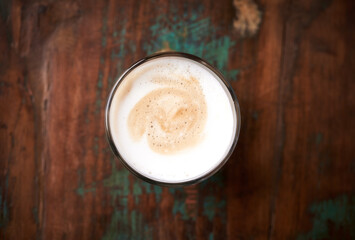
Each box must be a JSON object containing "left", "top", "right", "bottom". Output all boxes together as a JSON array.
[{"left": 105, "top": 51, "right": 241, "bottom": 187}]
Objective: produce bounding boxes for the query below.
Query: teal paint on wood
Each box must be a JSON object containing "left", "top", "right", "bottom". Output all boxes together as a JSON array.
[
  {"left": 93, "top": 136, "right": 99, "bottom": 156},
  {"left": 102, "top": 166, "right": 130, "bottom": 196},
  {"left": 316, "top": 133, "right": 323, "bottom": 145},
  {"left": 111, "top": 23, "right": 127, "bottom": 60},
  {"left": 131, "top": 210, "right": 137, "bottom": 238},
  {"left": 130, "top": 210, "right": 147, "bottom": 240},
  {"left": 97, "top": 74, "right": 103, "bottom": 89},
  {"left": 0, "top": 171, "right": 9, "bottom": 229},
  {"left": 203, "top": 196, "right": 226, "bottom": 221},
  {"left": 32, "top": 207, "right": 39, "bottom": 225},
  {"left": 101, "top": 207, "right": 128, "bottom": 240},
  {"left": 153, "top": 185, "right": 163, "bottom": 203},
  {"left": 133, "top": 182, "right": 142, "bottom": 204},
  {"left": 74, "top": 162, "right": 152, "bottom": 239},
  {"left": 101, "top": 167, "right": 136, "bottom": 239},
  {"left": 76, "top": 168, "right": 96, "bottom": 197},
  {"left": 203, "top": 196, "right": 216, "bottom": 221},
  {"left": 103, "top": 172, "right": 156, "bottom": 239},
  {"left": 102, "top": 35, "right": 107, "bottom": 47},
  {"left": 144, "top": 225, "right": 153, "bottom": 240},
  {"left": 172, "top": 200, "right": 189, "bottom": 220},
  {"left": 199, "top": 170, "right": 227, "bottom": 225},
  {"left": 252, "top": 110, "right": 259, "bottom": 120},
  {"left": 141, "top": 182, "right": 152, "bottom": 194},
  {"left": 0, "top": 192, "right": 9, "bottom": 228},
  {"left": 297, "top": 195, "right": 355, "bottom": 240},
  {"left": 143, "top": 8, "right": 239, "bottom": 81}
]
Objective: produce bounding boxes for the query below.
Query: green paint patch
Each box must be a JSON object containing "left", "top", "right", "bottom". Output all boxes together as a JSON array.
[
  {"left": 102, "top": 38, "right": 107, "bottom": 48},
  {"left": 297, "top": 195, "right": 355, "bottom": 240},
  {"left": 172, "top": 200, "right": 189, "bottom": 220},
  {"left": 32, "top": 207, "right": 39, "bottom": 225},
  {"left": 316, "top": 133, "right": 323, "bottom": 145},
  {"left": 0, "top": 192, "right": 9, "bottom": 228},
  {"left": 153, "top": 185, "right": 163, "bottom": 203},
  {"left": 144, "top": 13, "right": 239, "bottom": 81},
  {"left": 100, "top": 166, "right": 153, "bottom": 240},
  {"left": 101, "top": 167, "right": 132, "bottom": 239},
  {"left": 76, "top": 168, "right": 96, "bottom": 197},
  {"left": 141, "top": 182, "right": 152, "bottom": 194},
  {"left": 133, "top": 182, "right": 142, "bottom": 204},
  {"left": 144, "top": 225, "right": 153, "bottom": 240},
  {"left": 103, "top": 167, "right": 130, "bottom": 197},
  {"left": 101, "top": 207, "right": 129, "bottom": 240},
  {"left": 203, "top": 196, "right": 226, "bottom": 221},
  {"left": 131, "top": 210, "right": 137, "bottom": 234},
  {"left": 97, "top": 75, "right": 103, "bottom": 89},
  {"left": 0, "top": 175, "right": 9, "bottom": 229},
  {"left": 93, "top": 136, "right": 99, "bottom": 156},
  {"left": 252, "top": 110, "right": 259, "bottom": 120},
  {"left": 111, "top": 23, "right": 127, "bottom": 60},
  {"left": 129, "top": 179, "right": 153, "bottom": 196},
  {"left": 76, "top": 186, "right": 96, "bottom": 197},
  {"left": 130, "top": 210, "right": 145, "bottom": 239},
  {"left": 168, "top": 187, "right": 178, "bottom": 195},
  {"left": 170, "top": 187, "right": 197, "bottom": 220}
]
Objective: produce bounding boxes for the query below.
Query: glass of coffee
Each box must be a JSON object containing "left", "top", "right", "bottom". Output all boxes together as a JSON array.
[{"left": 105, "top": 52, "right": 241, "bottom": 186}]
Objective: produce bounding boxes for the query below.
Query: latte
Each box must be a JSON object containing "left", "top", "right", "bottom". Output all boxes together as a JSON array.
[{"left": 106, "top": 53, "right": 239, "bottom": 184}]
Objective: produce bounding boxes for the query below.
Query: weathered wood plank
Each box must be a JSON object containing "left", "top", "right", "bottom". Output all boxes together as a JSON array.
[{"left": 0, "top": 0, "right": 354, "bottom": 239}]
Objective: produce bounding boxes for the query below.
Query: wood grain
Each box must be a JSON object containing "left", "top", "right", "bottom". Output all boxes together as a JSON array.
[{"left": 1, "top": 0, "right": 354, "bottom": 239}]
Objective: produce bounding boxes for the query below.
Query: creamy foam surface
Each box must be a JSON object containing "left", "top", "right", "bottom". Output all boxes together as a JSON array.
[{"left": 109, "top": 56, "right": 237, "bottom": 183}]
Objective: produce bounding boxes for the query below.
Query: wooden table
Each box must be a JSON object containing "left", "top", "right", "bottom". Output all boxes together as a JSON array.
[{"left": 1, "top": 0, "right": 354, "bottom": 239}]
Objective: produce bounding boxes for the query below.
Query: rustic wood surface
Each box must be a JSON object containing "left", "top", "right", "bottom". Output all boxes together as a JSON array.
[{"left": 1, "top": 0, "right": 354, "bottom": 239}]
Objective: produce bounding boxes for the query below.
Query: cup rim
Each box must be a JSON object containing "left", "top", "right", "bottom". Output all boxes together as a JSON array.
[{"left": 105, "top": 51, "right": 241, "bottom": 187}]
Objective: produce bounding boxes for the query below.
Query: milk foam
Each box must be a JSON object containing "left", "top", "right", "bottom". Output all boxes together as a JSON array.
[{"left": 109, "top": 56, "right": 237, "bottom": 183}]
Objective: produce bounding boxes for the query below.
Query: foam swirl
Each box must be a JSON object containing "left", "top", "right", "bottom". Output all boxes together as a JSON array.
[{"left": 128, "top": 76, "right": 207, "bottom": 154}]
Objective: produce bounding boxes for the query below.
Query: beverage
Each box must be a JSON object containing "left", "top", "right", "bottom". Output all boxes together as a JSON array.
[{"left": 106, "top": 52, "right": 240, "bottom": 185}]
